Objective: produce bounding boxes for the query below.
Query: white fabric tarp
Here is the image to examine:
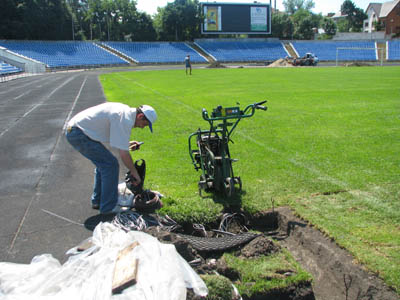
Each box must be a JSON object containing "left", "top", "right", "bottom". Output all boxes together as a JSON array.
[{"left": 0, "top": 222, "right": 208, "bottom": 300}]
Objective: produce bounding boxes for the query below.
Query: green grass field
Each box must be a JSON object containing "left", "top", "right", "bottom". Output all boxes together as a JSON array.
[{"left": 100, "top": 66, "right": 400, "bottom": 293}]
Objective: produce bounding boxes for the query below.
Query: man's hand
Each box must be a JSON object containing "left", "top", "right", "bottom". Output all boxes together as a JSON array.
[
  {"left": 129, "top": 169, "right": 141, "bottom": 186},
  {"left": 119, "top": 149, "right": 141, "bottom": 186},
  {"left": 129, "top": 141, "right": 143, "bottom": 151}
]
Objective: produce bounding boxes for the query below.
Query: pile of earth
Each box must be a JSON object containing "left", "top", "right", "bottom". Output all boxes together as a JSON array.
[
  {"left": 207, "top": 61, "right": 227, "bottom": 68},
  {"left": 267, "top": 58, "right": 294, "bottom": 68},
  {"left": 344, "top": 62, "right": 372, "bottom": 67}
]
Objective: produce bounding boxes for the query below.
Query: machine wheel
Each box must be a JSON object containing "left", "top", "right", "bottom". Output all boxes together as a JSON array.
[
  {"left": 224, "top": 177, "right": 235, "bottom": 198},
  {"left": 234, "top": 176, "right": 242, "bottom": 192},
  {"left": 198, "top": 175, "right": 205, "bottom": 197},
  {"left": 204, "top": 147, "right": 216, "bottom": 180}
]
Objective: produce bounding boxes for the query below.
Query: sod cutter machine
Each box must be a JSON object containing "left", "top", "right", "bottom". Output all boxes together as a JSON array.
[{"left": 189, "top": 100, "right": 267, "bottom": 197}]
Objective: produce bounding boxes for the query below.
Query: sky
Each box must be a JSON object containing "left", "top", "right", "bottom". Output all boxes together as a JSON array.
[{"left": 136, "top": 0, "right": 389, "bottom": 16}]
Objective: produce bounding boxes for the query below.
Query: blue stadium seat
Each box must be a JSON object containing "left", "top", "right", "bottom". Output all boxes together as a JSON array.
[
  {"left": 387, "top": 40, "right": 400, "bottom": 61},
  {"left": 0, "top": 60, "right": 22, "bottom": 75},
  {"left": 0, "top": 40, "right": 129, "bottom": 68},
  {"left": 195, "top": 41, "right": 288, "bottom": 62},
  {"left": 291, "top": 41, "right": 377, "bottom": 61},
  {"left": 102, "top": 42, "right": 207, "bottom": 64}
]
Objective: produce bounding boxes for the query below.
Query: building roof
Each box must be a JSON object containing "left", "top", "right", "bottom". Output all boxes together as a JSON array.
[
  {"left": 330, "top": 11, "right": 347, "bottom": 19},
  {"left": 379, "top": 0, "right": 400, "bottom": 18},
  {"left": 366, "top": 3, "right": 383, "bottom": 15}
]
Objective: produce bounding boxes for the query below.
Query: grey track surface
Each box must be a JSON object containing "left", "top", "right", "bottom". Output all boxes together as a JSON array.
[
  {"left": 0, "top": 70, "right": 126, "bottom": 264},
  {"left": 0, "top": 64, "right": 203, "bottom": 264}
]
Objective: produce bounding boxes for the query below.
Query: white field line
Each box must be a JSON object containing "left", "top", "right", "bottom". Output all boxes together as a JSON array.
[
  {"left": 115, "top": 73, "right": 198, "bottom": 114},
  {"left": 1, "top": 76, "right": 59, "bottom": 106},
  {"left": 118, "top": 72, "right": 349, "bottom": 187},
  {"left": 8, "top": 195, "right": 35, "bottom": 253},
  {"left": 13, "top": 90, "right": 30, "bottom": 100},
  {"left": 115, "top": 73, "right": 391, "bottom": 213},
  {"left": 241, "top": 134, "right": 395, "bottom": 214},
  {"left": 41, "top": 209, "right": 84, "bottom": 226},
  {"left": 0, "top": 74, "right": 50, "bottom": 96},
  {"left": 240, "top": 134, "right": 351, "bottom": 188},
  {"left": 62, "top": 76, "right": 87, "bottom": 131},
  {"left": 8, "top": 75, "right": 86, "bottom": 252},
  {"left": 0, "top": 75, "right": 76, "bottom": 139}
]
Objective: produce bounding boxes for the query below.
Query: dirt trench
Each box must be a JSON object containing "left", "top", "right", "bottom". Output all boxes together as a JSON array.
[
  {"left": 269, "top": 207, "right": 399, "bottom": 300},
  {"left": 144, "top": 206, "right": 398, "bottom": 300}
]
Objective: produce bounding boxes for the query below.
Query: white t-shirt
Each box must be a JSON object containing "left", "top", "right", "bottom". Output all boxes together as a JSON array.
[{"left": 68, "top": 102, "right": 136, "bottom": 150}]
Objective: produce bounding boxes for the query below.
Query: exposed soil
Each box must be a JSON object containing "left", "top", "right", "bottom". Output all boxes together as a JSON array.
[
  {"left": 267, "top": 58, "right": 294, "bottom": 68},
  {"left": 145, "top": 226, "right": 314, "bottom": 300},
  {"left": 261, "top": 207, "right": 399, "bottom": 300},
  {"left": 344, "top": 62, "right": 373, "bottom": 67},
  {"left": 144, "top": 207, "right": 399, "bottom": 300},
  {"left": 207, "top": 61, "right": 227, "bottom": 68}
]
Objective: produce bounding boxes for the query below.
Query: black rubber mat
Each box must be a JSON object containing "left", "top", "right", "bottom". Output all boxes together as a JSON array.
[{"left": 179, "top": 232, "right": 259, "bottom": 251}]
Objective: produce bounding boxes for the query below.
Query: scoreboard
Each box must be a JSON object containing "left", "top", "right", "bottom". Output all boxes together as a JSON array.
[{"left": 201, "top": 2, "right": 271, "bottom": 35}]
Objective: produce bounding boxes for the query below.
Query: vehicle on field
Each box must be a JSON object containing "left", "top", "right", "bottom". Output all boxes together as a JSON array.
[
  {"left": 188, "top": 101, "right": 267, "bottom": 198},
  {"left": 292, "top": 53, "right": 319, "bottom": 66}
]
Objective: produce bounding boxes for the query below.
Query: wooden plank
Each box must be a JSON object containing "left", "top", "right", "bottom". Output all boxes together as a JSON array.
[{"left": 112, "top": 241, "right": 139, "bottom": 294}]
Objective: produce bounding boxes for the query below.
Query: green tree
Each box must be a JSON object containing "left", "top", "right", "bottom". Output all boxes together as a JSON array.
[
  {"left": 77, "top": 0, "right": 156, "bottom": 41},
  {"left": 0, "top": 0, "right": 25, "bottom": 39},
  {"left": 21, "top": 0, "right": 71, "bottom": 40},
  {"left": 132, "top": 12, "right": 157, "bottom": 41},
  {"left": 340, "top": 0, "right": 367, "bottom": 32},
  {"left": 112, "top": 0, "right": 148, "bottom": 41},
  {"left": 0, "top": 0, "right": 158, "bottom": 41},
  {"left": 341, "top": 0, "right": 356, "bottom": 15},
  {"left": 152, "top": 7, "right": 165, "bottom": 40},
  {"left": 155, "top": 0, "right": 201, "bottom": 41},
  {"left": 337, "top": 18, "right": 351, "bottom": 32},
  {"left": 271, "top": 12, "right": 294, "bottom": 39},
  {"left": 283, "top": 0, "right": 315, "bottom": 15},
  {"left": 322, "top": 17, "right": 337, "bottom": 36},
  {"left": 294, "top": 16, "right": 314, "bottom": 39},
  {"left": 372, "top": 20, "right": 383, "bottom": 31},
  {"left": 291, "top": 9, "right": 321, "bottom": 39}
]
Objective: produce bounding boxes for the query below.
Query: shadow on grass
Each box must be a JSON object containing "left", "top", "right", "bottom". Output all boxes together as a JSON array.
[{"left": 211, "top": 188, "right": 246, "bottom": 211}]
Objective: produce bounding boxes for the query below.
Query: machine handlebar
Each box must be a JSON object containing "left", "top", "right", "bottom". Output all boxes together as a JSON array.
[
  {"left": 254, "top": 100, "right": 267, "bottom": 111},
  {"left": 202, "top": 100, "right": 267, "bottom": 121}
]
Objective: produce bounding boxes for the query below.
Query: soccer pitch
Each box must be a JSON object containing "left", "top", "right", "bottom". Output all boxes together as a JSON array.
[{"left": 100, "top": 66, "right": 400, "bottom": 292}]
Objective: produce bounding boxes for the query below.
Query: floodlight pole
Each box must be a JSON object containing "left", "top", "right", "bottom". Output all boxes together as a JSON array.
[{"left": 72, "top": 17, "right": 75, "bottom": 41}]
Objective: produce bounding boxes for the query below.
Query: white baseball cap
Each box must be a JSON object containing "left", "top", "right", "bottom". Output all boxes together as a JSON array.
[{"left": 141, "top": 105, "right": 157, "bottom": 133}]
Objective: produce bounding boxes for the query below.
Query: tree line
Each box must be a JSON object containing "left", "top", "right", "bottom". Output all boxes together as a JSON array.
[
  {"left": 0, "top": 0, "right": 366, "bottom": 41},
  {"left": 273, "top": 0, "right": 367, "bottom": 40}
]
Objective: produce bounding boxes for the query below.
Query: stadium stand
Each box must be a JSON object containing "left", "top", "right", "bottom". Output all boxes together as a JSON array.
[
  {"left": 387, "top": 40, "right": 400, "bottom": 61},
  {"left": 290, "top": 41, "right": 378, "bottom": 61},
  {"left": 0, "top": 40, "right": 128, "bottom": 69},
  {"left": 194, "top": 41, "right": 289, "bottom": 62},
  {"left": 102, "top": 41, "right": 207, "bottom": 64},
  {"left": 0, "top": 60, "right": 22, "bottom": 75}
]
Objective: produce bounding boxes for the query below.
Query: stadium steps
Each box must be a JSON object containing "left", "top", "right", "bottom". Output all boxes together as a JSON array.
[
  {"left": 283, "top": 42, "right": 298, "bottom": 58},
  {"left": 377, "top": 42, "right": 386, "bottom": 61},
  {"left": 188, "top": 42, "right": 214, "bottom": 63},
  {"left": 97, "top": 42, "right": 137, "bottom": 65}
]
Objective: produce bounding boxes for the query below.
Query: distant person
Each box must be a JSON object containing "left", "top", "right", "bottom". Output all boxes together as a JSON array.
[
  {"left": 185, "top": 54, "right": 192, "bottom": 75},
  {"left": 65, "top": 102, "right": 157, "bottom": 215}
]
